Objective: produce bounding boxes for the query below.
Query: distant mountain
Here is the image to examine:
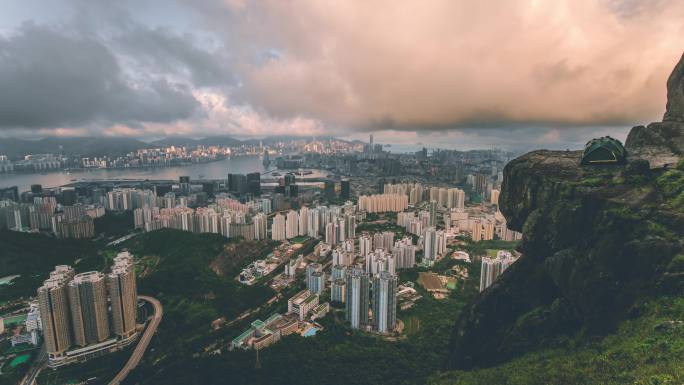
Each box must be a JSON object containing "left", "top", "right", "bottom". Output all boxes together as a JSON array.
[
  {"left": 0, "top": 134, "right": 351, "bottom": 158},
  {"left": 0, "top": 137, "right": 148, "bottom": 158},
  {"left": 150, "top": 135, "right": 347, "bottom": 147},
  {"left": 149, "top": 136, "right": 243, "bottom": 148}
]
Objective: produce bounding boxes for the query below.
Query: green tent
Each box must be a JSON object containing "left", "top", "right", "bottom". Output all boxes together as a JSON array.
[{"left": 581, "top": 136, "right": 626, "bottom": 165}]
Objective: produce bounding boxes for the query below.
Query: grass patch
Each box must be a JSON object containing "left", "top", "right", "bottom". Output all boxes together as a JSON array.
[{"left": 431, "top": 296, "right": 684, "bottom": 385}]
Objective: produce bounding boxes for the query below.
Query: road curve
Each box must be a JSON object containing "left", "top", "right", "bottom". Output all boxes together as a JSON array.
[
  {"left": 108, "top": 295, "right": 163, "bottom": 385},
  {"left": 21, "top": 345, "right": 46, "bottom": 385}
]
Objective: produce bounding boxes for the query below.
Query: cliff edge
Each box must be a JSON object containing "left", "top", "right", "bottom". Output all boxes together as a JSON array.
[{"left": 446, "top": 52, "right": 684, "bottom": 370}]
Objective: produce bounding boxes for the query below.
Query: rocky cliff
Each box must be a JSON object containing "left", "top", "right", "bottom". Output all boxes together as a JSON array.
[
  {"left": 447, "top": 52, "right": 684, "bottom": 370},
  {"left": 626, "top": 52, "right": 684, "bottom": 168}
]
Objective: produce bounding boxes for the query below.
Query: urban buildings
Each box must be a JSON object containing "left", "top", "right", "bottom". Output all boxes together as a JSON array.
[
  {"left": 38, "top": 265, "right": 75, "bottom": 360},
  {"left": 107, "top": 252, "right": 138, "bottom": 339},
  {"left": 345, "top": 267, "right": 370, "bottom": 330},
  {"left": 285, "top": 210, "right": 299, "bottom": 239},
  {"left": 306, "top": 263, "right": 325, "bottom": 295},
  {"left": 36, "top": 252, "right": 139, "bottom": 367},
  {"left": 357, "top": 194, "right": 408, "bottom": 213},
  {"left": 479, "top": 251, "right": 518, "bottom": 292},
  {"left": 271, "top": 213, "right": 286, "bottom": 241},
  {"left": 288, "top": 289, "right": 321, "bottom": 321},
  {"left": 392, "top": 237, "right": 416, "bottom": 269},
  {"left": 68, "top": 272, "right": 110, "bottom": 346},
  {"left": 372, "top": 272, "right": 398, "bottom": 333},
  {"left": 230, "top": 314, "right": 299, "bottom": 351},
  {"left": 331, "top": 279, "right": 346, "bottom": 303},
  {"left": 490, "top": 189, "right": 501, "bottom": 206},
  {"left": 423, "top": 227, "right": 447, "bottom": 265}
]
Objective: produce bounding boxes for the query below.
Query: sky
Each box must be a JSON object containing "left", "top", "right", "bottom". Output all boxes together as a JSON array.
[{"left": 0, "top": 0, "right": 683, "bottom": 151}]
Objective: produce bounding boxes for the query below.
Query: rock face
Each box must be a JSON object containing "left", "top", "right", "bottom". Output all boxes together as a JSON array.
[
  {"left": 626, "top": 52, "right": 684, "bottom": 168},
  {"left": 664, "top": 51, "right": 684, "bottom": 122},
  {"left": 447, "top": 53, "right": 684, "bottom": 370},
  {"left": 626, "top": 121, "right": 684, "bottom": 168}
]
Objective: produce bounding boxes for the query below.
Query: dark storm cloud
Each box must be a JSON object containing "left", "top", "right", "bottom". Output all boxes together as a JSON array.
[
  {"left": 114, "top": 26, "right": 235, "bottom": 88},
  {"left": 0, "top": 22, "right": 199, "bottom": 129}
]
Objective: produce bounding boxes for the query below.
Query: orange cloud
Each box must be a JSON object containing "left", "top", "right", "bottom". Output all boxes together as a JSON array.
[{"left": 213, "top": 0, "right": 684, "bottom": 130}]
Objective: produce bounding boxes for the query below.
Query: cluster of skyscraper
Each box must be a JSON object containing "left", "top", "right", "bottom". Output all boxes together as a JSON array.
[
  {"left": 344, "top": 268, "right": 398, "bottom": 333},
  {"left": 324, "top": 232, "right": 415, "bottom": 334},
  {"left": 382, "top": 183, "right": 465, "bottom": 209},
  {"left": 37, "top": 252, "right": 138, "bottom": 365},
  {"left": 0, "top": 195, "right": 101, "bottom": 239},
  {"left": 357, "top": 193, "right": 409, "bottom": 213},
  {"left": 271, "top": 204, "right": 356, "bottom": 243},
  {"left": 128, "top": 191, "right": 270, "bottom": 240},
  {"left": 422, "top": 227, "right": 448, "bottom": 265}
]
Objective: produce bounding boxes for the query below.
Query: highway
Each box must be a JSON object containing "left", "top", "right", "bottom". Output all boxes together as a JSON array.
[{"left": 108, "top": 296, "right": 163, "bottom": 385}]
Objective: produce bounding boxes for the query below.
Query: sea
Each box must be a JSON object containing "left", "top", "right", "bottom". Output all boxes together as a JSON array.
[{"left": 0, "top": 155, "right": 329, "bottom": 193}]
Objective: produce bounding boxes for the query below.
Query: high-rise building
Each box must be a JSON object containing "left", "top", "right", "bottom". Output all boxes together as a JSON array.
[
  {"left": 357, "top": 194, "right": 408, "bottom": 213},
  {"left": 227, "top": 174, "right": 248, "bottom": 194},
  {"left": 284, "top": 173, "right": 296, "bottom": 187},
  {"left": 474, "top": 173, "right": 488, "bottom": 195},
  {"left": 365, "top": 250, "right": 396, "bottom": 276},
  {"left": 247, "top": 172, "right": 261, "bottom": 196},
  {"left": 372, "top": 271, "right": 397, "bottom": 333},
  {"left": 331, "top": 279, "right": 346, "bottom": 303},
  {"left": 323, "top": 180, "right": 336, "bottom": 200},
  {"left": 345, "top": 267, "right": 370, "bottom": 329},
  {"left": 179, "top": 176, "right": 191, "bottom": 193},
  {"left": 479, "top": 251, "right": 517, "bottom": 292},
  {"left": 359, "top": 234, "right": 373, "bottom": 257},
  {"left": 429, "top": 200, "right": 437, "bottom": 227},
  {"left": 382, "top": 231, "right": 395, "bottom": 252},
  {"left": 37, "top": 265, "right": 75, "bottom": 359},
  {"left": 336, "top": 218, "right": 346, "bottom": 243},
  {"left": 307, "top": 207, "right": 320, "bottom": 238},
  {"left": 490, "top": 189, "right": 501, "bottom": 206},
  {"left": 271, "top": 213, "right": 286, "bottom": 241},
  {"left": 306, "top": 263, "right": 324, "bottom": 294},
  {"left": 310, "top": 271, "right": 325, "bottom": 295},
  {"left": 253, "top": 213, "right": 267, "bottom": 240},
  {"left": 340, "top": 180, "right": 351, "bottom": 200},
  {"left": 331, "top": 264, "right": 347, "bottom": 280},
  {"left": 107, "top": 252, "right": 138, "bottom": 339},
  {"left": 298, "top": 206, "right": 309, "bottom": 236},
  {"left": 392, "top": 237, "right": 416, "bottom": 269},
  {"left": 444, "top": 188, "right": 465, "bottom": 209},
  {"left": 423, "top": 227, "right": 446, "bottom": 264},
  {"left": 345, "top": 214, "right": 356, "bottom": 239},
  {"left": 325, "top": 222, "right": 337, "bottom": 245},
  {"left": 285, "top": 210, "right": 299, "bottom": 239},
  {"left": 68, "top": 272, "right": 110, "bottom": 346}
]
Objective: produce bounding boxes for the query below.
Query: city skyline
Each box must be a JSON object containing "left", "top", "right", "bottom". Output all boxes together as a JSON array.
[
  {"left": 0, "top": 2, "right": 683, "bottom": 384},
  {"left": 1, "top": 2, "right": 683, "bottom": 150}
]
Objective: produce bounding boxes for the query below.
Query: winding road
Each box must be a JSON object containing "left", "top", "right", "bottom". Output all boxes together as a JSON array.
[
  {"left": 108, "top": 295, "right": 163, "bottom": 385},
  {"left": 20, "top": 345, "right": 46, "bottom": 385}
]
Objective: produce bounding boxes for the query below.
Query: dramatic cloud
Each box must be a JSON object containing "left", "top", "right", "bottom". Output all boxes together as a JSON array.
[
  {"left": 0, "top": 22, "right": 200, "bottom": 129},
  {"left": 196, "top": 0, "right": 684, "bottom": 130},
  {"left": 0, "top": 0, "right": 683, "bottom": 149}
]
